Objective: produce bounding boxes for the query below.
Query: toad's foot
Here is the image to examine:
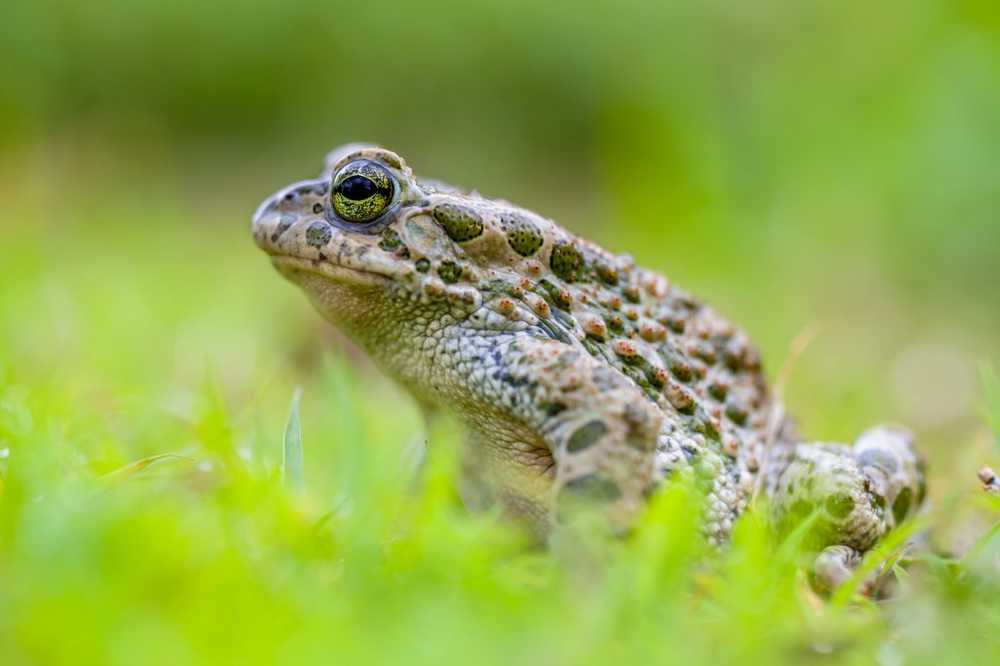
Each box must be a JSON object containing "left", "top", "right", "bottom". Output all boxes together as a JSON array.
[{"left": 771, "top": 426, "right": 926, "bottom": 593}]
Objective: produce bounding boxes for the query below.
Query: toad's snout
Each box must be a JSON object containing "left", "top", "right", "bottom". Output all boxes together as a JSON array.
[{"left": 251, "top": 178, "right": 330, "bottom": 254}]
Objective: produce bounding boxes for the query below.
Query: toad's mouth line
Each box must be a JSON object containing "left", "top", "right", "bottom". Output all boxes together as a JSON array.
[{"left": 270, "top": 255, "right": 393, "bottom": 288}]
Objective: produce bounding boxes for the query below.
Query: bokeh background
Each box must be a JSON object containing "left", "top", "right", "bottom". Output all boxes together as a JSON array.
[
  {"left": 4, "top": 0, "right": 998, "bottom": 480},
  {"left": 1, "top": 1, "right": 999, "bottom": 663}
]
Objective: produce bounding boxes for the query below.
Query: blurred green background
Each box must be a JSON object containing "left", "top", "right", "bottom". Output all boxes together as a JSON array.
[
  {"left": 1, "top": 1, "right": 999, "bottom": 664},
  {"left": 4, "top": 0, "right": 998, "bottom": 476}
]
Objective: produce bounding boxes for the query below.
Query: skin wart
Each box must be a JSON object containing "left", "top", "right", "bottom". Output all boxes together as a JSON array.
[{"left": 252, "top": 144, "right": 927, "bottom": 591}]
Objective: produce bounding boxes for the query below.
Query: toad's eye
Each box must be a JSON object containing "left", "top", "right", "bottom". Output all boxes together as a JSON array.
[{"left": 331, "top": 160, "right": 395, "bottom": 223}]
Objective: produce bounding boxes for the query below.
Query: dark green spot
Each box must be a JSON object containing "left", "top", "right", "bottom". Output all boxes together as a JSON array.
[
  {"left": 870, "top": 492, "right": 886, "bottom": 517},
  {"left": 500, "top": 213, "right": 543, "bottom": 256},
  {"left": 670, "top": 360, "right": 694, "bottom": 383},
  {"left": 567, "top": 420, "right": 608, "bottom": 452},
  {"left": 433, "top": 203, "right": 484, "bottom": 242},
  {"left": 645, "top": 366, "right": 666, "bottom": 387},
  {"left": 550, "top": 242, "right": 584, "bottom": 282},
  {"left": 693, "top": 413, "right": 720, "bottom": 441},
  {"left": 725, "top": 403, "right": 748, "bottom": 426},
  {"left": 415, "top": 258, "right": 430, "bottom": 273},
  {"left": 789, "top": 499, "right": 813, "bottom": 523},
  {"left": 536, "top": 279, "right": 572, "bottom": 310},
  {"left": 825, "top": 493, "right": 854, "bottom": 519},
  {"left": 437, "top": 261, "right": 462, "bottom": 284},
  {"left": 541, "top": 401, "right": 567, "bottom": 417},
  {"left": 562, "top": 474, "right": 622, "bottom": 502},
  {"left": 666, "top": 316, "right": 686, "bottom": 334},
  {"left": 708, "top": 382, "right": 728, "bottom": 401},
  {"left": 892, "top": 487, "right": 913, "bottom": 524},
  {"left": 305, "top": 221, "right": 332, "bottom": 248},
  {"left": 378, "top": 227, "right": 403, "bottom": 252},
  {"left": 723, "top": 347, "right": 744, "bottom": 372},
  {"left": 596, "top": 262, "right": 618, "bottom": 286}
]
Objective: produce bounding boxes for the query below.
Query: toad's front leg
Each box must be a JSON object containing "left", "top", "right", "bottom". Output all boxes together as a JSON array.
[
  {"left": 458, "top": 336, "right": 662, "bottom": 534},
  {"left": 769, "top": 426, "right": 926, "bottom": 592}
]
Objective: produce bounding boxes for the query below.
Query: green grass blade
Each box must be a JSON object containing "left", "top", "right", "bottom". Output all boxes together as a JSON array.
[
  {"left": 962, "top": 519, "right": 1000, "bottom": 567},
  {"left": 283, "top": 387, "right": 304, "bottom": 492},
  {"left": 100, "top": 453, "right": 193, "bottom": 482}
]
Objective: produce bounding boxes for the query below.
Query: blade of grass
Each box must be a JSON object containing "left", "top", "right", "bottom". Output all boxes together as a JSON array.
[
  {"left": 961, "top": 519, "right": 1000, "bottom": 567},
  {"left": 100, "top": 453, "right": 194, "bottom": 481},
  {"left": 283, "top": 387, "right": 304, "bottom": 492}
]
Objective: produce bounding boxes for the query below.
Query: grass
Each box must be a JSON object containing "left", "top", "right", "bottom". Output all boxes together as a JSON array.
[{"left": 1, "top": 358, "right": 998, "bottom": 666}]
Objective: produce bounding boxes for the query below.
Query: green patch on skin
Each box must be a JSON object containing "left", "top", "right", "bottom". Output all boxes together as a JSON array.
[
  {"left": 550, "top": 242, "right": 584, "bottom": 282},
  {"left": 825, "top": 493, "right": 855, "bottom": 519},
  {"left": 666, "top": 316, "right": 686, "bottom": 334},
  {"left": 306, "top": 221, "right": 332, "bottom": 247},
  {"left": 433, "top": 203, "right": 484, "bottom": 242},
  {"left": 500, "top": 213, "right": 544, "bottom": 256},
  {"left": 708, "top": 382, "right": 728, "bottom": 401},
  {"left": 670, "top": 360, "right": 694, "bottom": 383},
  {"left": 892, "top": 487, "right": 913, "bottom": 524},
  {"left": 415, "top": 258, "right": 431, "bottom": 273},
  {"left": 693, "top": 415, "right": 720, "bottom": 442},
  {"left": 378, "top": 227, "right": 403, "bottom": 252},
  {"left": 621, "top": 365, "right": 652, "bottom": 393},
  {"left": 540, "top": 401, "right": 567, "bottom": 416},
  {"left": 645, "top": 365, "right": 667, "bottom": 388},
  {"left": 725, "top": 403, "right": 748, "bottom": 425},
  {"left": 595, "top": 262, "right": 619, "bottom": 286},
  {"left": 567, "top": 420, "right": 608, "bottom": 452},
  {"left": 536, "top": 279, "right": 572, "bottom": 310},
  {"left": 561, "top": 474, "right": 623, "bottom": 503},
  {"left": 479, "top": 279, "right": 519, "bottom": 296},
  {"left": 438, "top": 261, "right": 463, "bottom": 284}
]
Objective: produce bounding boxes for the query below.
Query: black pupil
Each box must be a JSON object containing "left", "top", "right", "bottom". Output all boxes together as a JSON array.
[{"left": 338, "top": 175, "right": 377, "bottom": 201}]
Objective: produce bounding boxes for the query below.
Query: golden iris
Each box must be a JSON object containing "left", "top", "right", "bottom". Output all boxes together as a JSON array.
[{"left": 331, "top": 161, "right": 394, "bottom": 223}]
